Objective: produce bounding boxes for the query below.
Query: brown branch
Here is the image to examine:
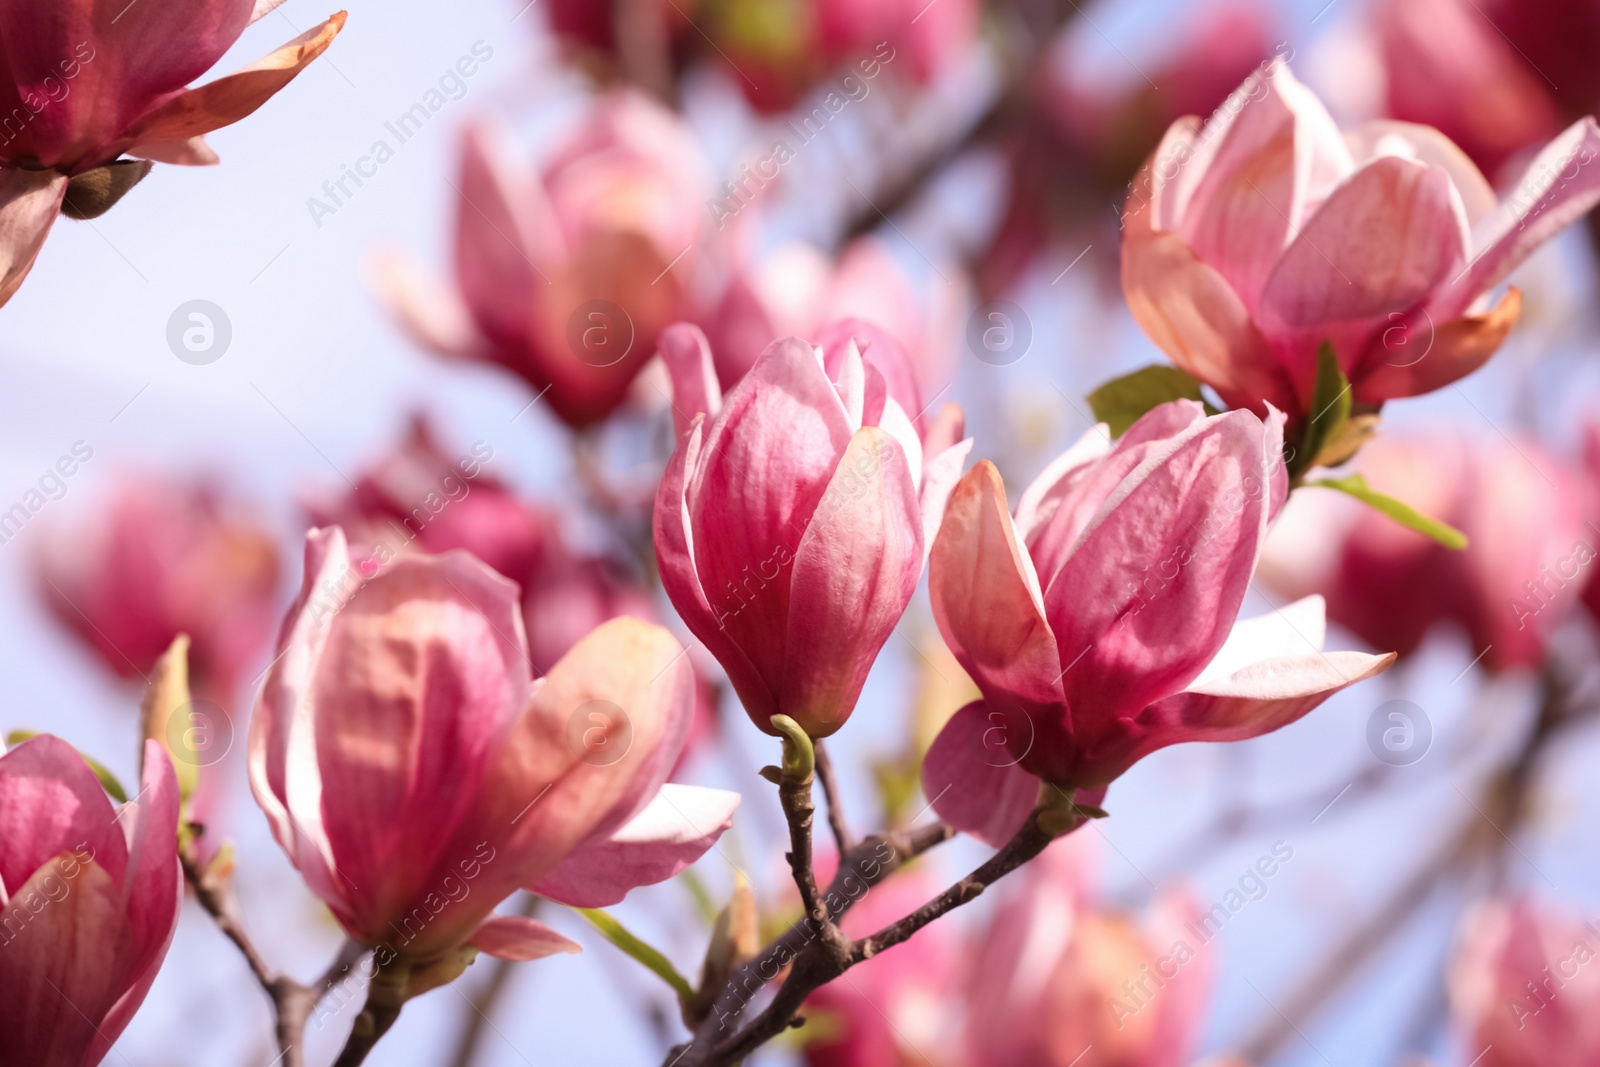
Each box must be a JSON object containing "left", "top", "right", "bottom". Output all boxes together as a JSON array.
[
  {"left": 667, "top": 821, "right": 954, "bottom": 1065},
  {"left": 778, "top": 767, "right": 826, "bottom": 925},
  {"left": 698, "top": 811, "right": 1068, "bottom": 1067},
  {"left": 333, "top": 956, "right": 412, "bottom": 1067},
  {"left": 813, "top": 740, "right": 853, "bottom": 853},
  {"left": 181, "top": 839, "right": 363, "bottom": 1067}
]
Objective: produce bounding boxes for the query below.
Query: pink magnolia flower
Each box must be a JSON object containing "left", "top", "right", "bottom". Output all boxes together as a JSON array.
[
  {"left": 701, "top": 238, "right": 956, "bottom": 397},
  {"left": 250, "top": 528, "right": 738, "bottom": 972},
  {"left": 1121, "top": 59, "right": 1600, "bottom": 425},
  {"left": 0, "top": 1, "right": 346, "bottom": 304},
  {"left": 963, "top": 839, "right": 1211, "bottom": 1067},
  {"left": 812, "top": 0, "right": 978, "bottom": 85},
  {"left": 1374, "top": 0, "right": 1563, "bottom": 180},
  {"left": 376, "top": 90, "right": 711, "bottom": 427},
  {"left": 921, "top": 401, "right": 1393, "bottom": 843},
  {"left": 1450, "top": 897, "right": 1600, "bottom": 1067},
  {"left": 37, "top": 473, "right": 281, "bottom": 701},
  {"left": 0, "top": 735, "right": 180, "bottom": 1067},
  {"left": 1261, "top": 432, "right": 1591, "bottom": 673},
  {"left": 653, "top": 328, "right": 971, "bottom": 738},
  {"left": 802, "top": 863, "right": 958, "bottom": 1067}
]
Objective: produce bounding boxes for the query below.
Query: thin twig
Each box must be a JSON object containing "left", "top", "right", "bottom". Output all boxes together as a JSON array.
[
  {"left": 695, "top": 811, "right": 1068, "bottom": 1067},
  {"left": 813, "top": 740, "right": 853, "bottom": 853},
  {"left": 181, "top": 840, "right": 362, "bottom": 1067}
]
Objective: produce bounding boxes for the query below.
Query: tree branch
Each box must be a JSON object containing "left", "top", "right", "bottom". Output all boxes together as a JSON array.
[
  {"left": 813, "top": 740, "right": 853, "bottom": 853},
  {"left": 181, "top": 839, "right": 362, "bottom": 1067},
  {"left": 706, "top": 812, "right": 1063, "bottom": 1067}
]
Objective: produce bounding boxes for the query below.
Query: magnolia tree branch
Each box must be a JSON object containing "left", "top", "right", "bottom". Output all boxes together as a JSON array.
[
  {"left": 181, "top": 840, "right": 365, "bottom": 1067},
  {"left": 667, "top": 800, "right": 1075, "bottom": 1067},
  {"left": 813, "top": 740, "right": 853, "bottom": 853},
  {"left": 702, "top": 812, "right": 1069, "bottom": 1067}
]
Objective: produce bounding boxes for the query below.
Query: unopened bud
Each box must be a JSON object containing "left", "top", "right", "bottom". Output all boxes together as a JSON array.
[
  {"left": 62, "top": 158, "right": 154, "bottom": 220},
  {"left": 141, "top": 634, "right": 198, "bottom": 803},
  {"left": 683, "top": 873, "right": 759, "bottom": 1025}
]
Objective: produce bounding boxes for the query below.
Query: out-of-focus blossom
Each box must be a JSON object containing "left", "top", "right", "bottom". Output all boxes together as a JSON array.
[
  {"left": 250, "top": 529, "right": 738, "bottom": 976},
  {"left": 1261, "top": 433, "right": 1591, "bottom": 673},
  {"left": 0, "top": 1, "right": 346, "bottom": 304},
  {"left": 802, "top": 863, "right": 957, "bottom": 1067},
  {"left": 376, "top": 90, "right": 711, "bottom": 427},
  {"left": 1121, "top": 59, "right": 1600, "bottom": 426},
  {"left": 1450, "top": 897, "right": 1600, "bottom": 1067},
  {"left": 654, "top": 329, "right": 971, "bottom": 737},
  {"left": 38, "top": 474, "right": 281, "bottom": 700},
  {"left": 1375, "top": 0, "right": 1563, "bottom": 180},
  {"left": 543, "top": 0, "right": 695, "bottom": 59},
  {"left": 0, "top": 735, "right": 179, "bottom": 1067},
  {"left": 701, "top": 238, "right": 953, "bottom": 396},
  {"left": 811, "top": 0, "right": 976, "bottom": 86},
  {"left": 920, "top": 402, "right": 1392, "bottom": 844},
  {"left": 963, "top": 839, "right": 1211, "bottom": 1067}
]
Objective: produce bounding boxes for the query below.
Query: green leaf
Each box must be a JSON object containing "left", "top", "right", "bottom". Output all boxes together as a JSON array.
[
  {"left": 576, "top": 908, "right": 695, "bottom": 1000},
  {"left": 1296, "top": 343, "right": 1352, "bottom": 475},
  {"left": 4, "top": 730, "right": 129, "bottom": 801},
  {"left": 1087, "top": 365, "right": 1212, "bottom": 438},
  {"left": 1309, "top": 475, "right": 1469, "bottom": 550}
]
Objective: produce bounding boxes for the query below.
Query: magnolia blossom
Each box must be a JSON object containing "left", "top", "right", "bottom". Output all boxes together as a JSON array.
[
  {"left": 1121, "top": 59, "right": 1600, "bottom": 423},
  {"left": 654, "top": 327, "right": 971, "bottom": 737},
  {"left": 250, "top": 529, "right": 738, "bottom": 973},
  {"left": 701, "top": 238, "right": 957, "bottom": 395},
  {"left": 921, "top": 401, "right": 1393, "bottom": 844},
  {"left": 37, "top": 474, "right": 281, "bottom": 700},
  {"left": 0, "top": 735, "right": 180, "bottom": 1067},
  {"left": 963, "top": 839, "right": 1211, "bottom": 1067},
  {"left": 0, "top": 0, "right": 346, "bottom": 304},
  {"left": 1450, "top": 897, "right": 1600, "bottom": 1067},
  {"left": 1261, "top": 432, "right": 1591, "bottom": 673},
  {"left": 376, "top": 90, "right": 711, "bottom": 427}
]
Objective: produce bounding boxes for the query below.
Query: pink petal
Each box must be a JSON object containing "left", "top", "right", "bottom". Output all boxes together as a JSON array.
[
  {"left": 922, "top": 701, "right": 1041, "bottom": 848},
  {"left": 0, "top": 168, "right": 64, "bottom": 307},
  {"left": 0, "top": 858, "right": 128, "bottom": 1064},
  {"left": 0, "top": 734, "right": 128, "bottom": 894},
  {"left": 1353, "top": 287, "right": 1522, "bottom": 403},
  {"left": 817, "top": 318, "right": 924, "bottom": 430},
  {"left": 658, "top": 322, "right": 722, "bottom": 438},
  {"left": 123, "top": 13, "right": 348, "bottom": 157},
  {"left": 1027, "top": 401, "right": 1210, "bottom": 591},
  {"left": 1173, "top": 59, "right": 1353, "bottom": 310},
  {"left": 1434, "top": 117, "right": 1600, "bottom": 320},
  {"left": 470, "top": 915, "right": 582, "bottom": 961},
  {"left": 919, "top": 432, "right": 973, "bottom": 561},
  {"left": 367, "top": 246, "right": 486, "bottom": 361},
  {"left": 453, "top": 119, "right": 559, "bottom": 347},
  {"left": 1122, "top": 205, "right": 1297, "bottom": 416},
  {"left": 1012, "top": 424, "right": 1112, "bottom": 545},
  {"left": 127, "top": 135, "right": 219, "bottom": 166},
  {"left": 652, "top": 416, "right": 775, "bottom": 721},
  {"left": 1344, "top": 120, "right": 1499, "bottom": 227},
  {"left": 685, "top": 339, "right": 853, "bottom": 708},
  {"left": 0, "top": 0, "right": 254, "bottom": 170},
  {"left": 1125, "top": 648, "right": 1396, "bottom": 772},
  {"left": 117, "top": 742, "right": 181, "bottom": 1003},
  {"left": 1257, "top": 156, "right": 1469, "bottom": 386},
  {"left": 778, "top": 427, "right": 922, "bottom": 736},
  {"left": 446, "top": 619, "right": 699, "bottom": 955},
  {"left": 1044, "top": 409, "right": 1282, "bottom": 755},
  {"left": 529, "top": 784, "right": 739, "bottom": 907},
  {"left": 929, "top": 462, "right": 1065, "bottom": 715},
  {"left": 309, "top": 550, "right": 532, "bottom": 940}
]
